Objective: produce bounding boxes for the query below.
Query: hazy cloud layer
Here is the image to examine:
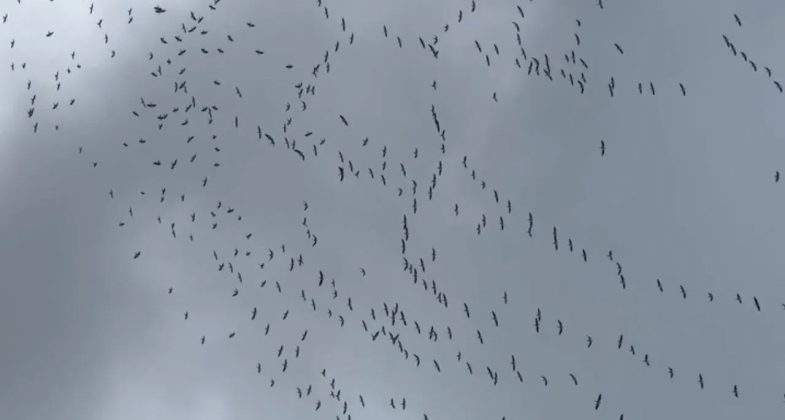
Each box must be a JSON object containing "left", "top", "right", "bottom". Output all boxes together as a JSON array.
[{"left": 2, "top": 1, "right": 785, "bottom": 419}]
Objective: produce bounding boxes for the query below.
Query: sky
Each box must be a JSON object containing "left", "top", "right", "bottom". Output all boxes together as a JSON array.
[{"left": 2, "top": 0, "right": 785, "bottom": 419}]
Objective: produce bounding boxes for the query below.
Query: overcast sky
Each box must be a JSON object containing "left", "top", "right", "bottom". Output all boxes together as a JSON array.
[{"left": 2, "top": 1, "right": 785, "bottom": 419}]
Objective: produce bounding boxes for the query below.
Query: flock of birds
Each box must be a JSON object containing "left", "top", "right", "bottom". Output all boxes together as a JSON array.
[{"left": 4, "top": 1, "right": 785, "bottom": 419}]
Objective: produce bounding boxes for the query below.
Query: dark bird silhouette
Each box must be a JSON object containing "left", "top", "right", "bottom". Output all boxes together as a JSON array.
[{"left": 595, "top": 394, "right": 602, "bottom": 410}]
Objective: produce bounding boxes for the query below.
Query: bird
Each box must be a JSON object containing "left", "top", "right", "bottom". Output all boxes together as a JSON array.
[{"left": 594, "top": 394, "right": 602, "bottom": 410}]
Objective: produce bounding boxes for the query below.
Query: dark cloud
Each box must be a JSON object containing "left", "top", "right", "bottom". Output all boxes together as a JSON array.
[{"left": 2, "top": 1, "right": 785, "bottom": 419}]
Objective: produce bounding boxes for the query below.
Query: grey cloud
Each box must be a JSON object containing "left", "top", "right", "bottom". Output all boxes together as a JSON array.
[{"left": 2, "top": 1, "right": 785, "bottom": 420}]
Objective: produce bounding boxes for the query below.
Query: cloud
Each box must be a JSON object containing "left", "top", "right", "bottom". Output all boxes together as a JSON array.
[{"left": 3, "top": 1, "right": 785, "bottom": 419}]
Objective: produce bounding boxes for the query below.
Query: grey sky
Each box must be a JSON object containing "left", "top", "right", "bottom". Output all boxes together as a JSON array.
[{"left": 2, "top": 0, "right": 785, "bottom": 419}]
